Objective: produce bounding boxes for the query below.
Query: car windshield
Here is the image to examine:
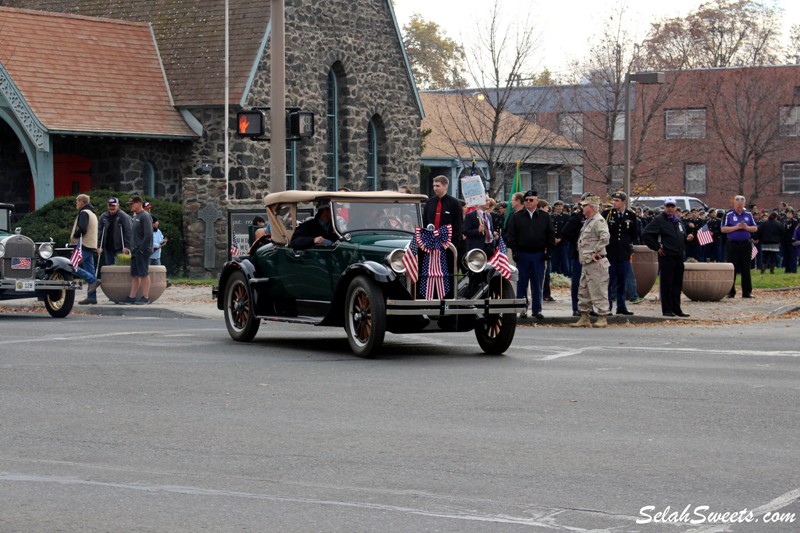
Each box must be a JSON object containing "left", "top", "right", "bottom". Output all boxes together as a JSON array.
[{"left": 333, "top": 201, "right": 420, "bottom": 233}]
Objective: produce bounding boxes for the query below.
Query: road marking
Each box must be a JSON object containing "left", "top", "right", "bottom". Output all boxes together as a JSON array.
[
  {"left": 0, "top": 472, "right": 635, "bottom": 529},
  {"left": 513, "top": 344, "right": 800, "bottom": 360},
  {"left": 0, "top": 328, "right": 225, "bottom": 346}
]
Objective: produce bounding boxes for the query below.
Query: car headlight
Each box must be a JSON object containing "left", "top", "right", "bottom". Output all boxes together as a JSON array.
[
  {"left": 387, "top": 248, "right": 406, "bottom": 274},
  {"left": 0, "top": 242, "right": 5, "bottom": 258},
  {"left": 38, "top": 242, "right": 54, "bottom": 259},
  {"left": 463, "top": 248, "right": 487, "bottom": 273}
]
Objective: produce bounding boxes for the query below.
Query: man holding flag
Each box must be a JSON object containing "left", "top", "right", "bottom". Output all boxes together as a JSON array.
[{"left": 69, "top": 194, "right": 100, "bottom": 305}]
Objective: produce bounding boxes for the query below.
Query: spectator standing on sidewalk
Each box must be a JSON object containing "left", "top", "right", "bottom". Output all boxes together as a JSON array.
[
  {"left": 571, "top": 194, "right": 610, "bottom": 328},
  {"left": 125, "top": 195, "right": 153, "bottom": 305},
  {"left": 562, "top": 199, "right": 587, "bottom": 317},
  {"left": 551, "top": 200, "right": 571, "bottom": 276},
  {"left": 97, "top": 197, "right": 132, "bottom": 266},
  {"left": 70, "top": 194, "right": 101, "bottom": 305},
  {"left": 642, "top": 198, "right": 692, "bottom": 317},
  {"left": 781, "top": 209, "right": 798, "bottom": 273},
  {"left": 150, "top": 215, "right": 168, "bottom": 266},
  {"left": 722, "top": 195, "right": 758, "bottom": 298},
  {"left": 756, "top": 212, "right": 783, "bottom": 274}
]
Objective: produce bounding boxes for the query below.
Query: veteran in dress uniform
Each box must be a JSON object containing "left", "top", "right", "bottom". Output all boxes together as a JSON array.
[
  {"left": 571, "top": 194, "right": 610, "bottom": 328},
  {"left": 601, "top": 191, "right": 640, "bottom": 316}
]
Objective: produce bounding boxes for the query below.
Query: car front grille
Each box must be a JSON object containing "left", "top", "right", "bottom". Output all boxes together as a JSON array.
[{"left": 1, "top": 235, "right": 35, "bottom": 280}]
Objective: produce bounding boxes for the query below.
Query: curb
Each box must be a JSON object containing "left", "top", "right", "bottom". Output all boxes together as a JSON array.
[{"left": 73, "top": 304, "right": 209, "bottom": 320}]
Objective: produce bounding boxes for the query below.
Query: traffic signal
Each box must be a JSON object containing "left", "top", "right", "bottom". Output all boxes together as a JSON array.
[
  {"left": 236, "top": 110, "right": 265, "bottom": 137},
  {"left": 289, "top": 111, "right": 315, "bottom": 139}
]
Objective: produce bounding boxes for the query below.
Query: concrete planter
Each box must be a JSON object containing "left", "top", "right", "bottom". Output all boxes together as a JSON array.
[
  {"left": 632, "top": 245, "right": 658, "bottom": 297},
  {"left": 682, "top": 262, "right": 735, "bottom": 302},
  {"left": 99, "top": 265, "right": 167, "bottom": 303}
]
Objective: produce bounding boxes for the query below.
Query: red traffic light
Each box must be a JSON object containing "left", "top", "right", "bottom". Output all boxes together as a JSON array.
[{"left": 237, "top": 110, "right": 265, "bottom": 137}]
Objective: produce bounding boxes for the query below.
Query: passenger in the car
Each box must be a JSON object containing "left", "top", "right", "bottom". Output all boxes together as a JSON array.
[{"left": 289, "top": 203, "right": 339, "bottom": 250}]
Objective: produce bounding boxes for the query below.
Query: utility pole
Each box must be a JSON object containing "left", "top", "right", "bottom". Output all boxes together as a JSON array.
[{"left": 269, "top": 0, "right": 286, "bottom": 192}]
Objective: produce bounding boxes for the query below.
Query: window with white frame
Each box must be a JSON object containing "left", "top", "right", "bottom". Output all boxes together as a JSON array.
[
  {"left": 611, "top": 114, "right": 625, "bottom": 141},
  {"left": 610, "top": 165, "right": 624, "bottom": 193},
  {"left": 782, "top": 162, "right": 800, "bottom": 193},
  {"left": 665, "top": 108, "right": 706, "bottom": 139},
  {"left": 571, "top": 167, "right": 584, "bottom": 196},
  {"left": 546, "top": 172, "right": 560, "bottom": 203},
  {"left": 558, "top": 113, "right": 583, "bottom": 142},
  {"left": 780, "top": 106, "right": 800, "bottom": 137},
  {"left": 684, "top": 163, "right": 706, "bottom": 194},
  {"left": 520, "top": 171, "right": 532, "bottom": 192}
]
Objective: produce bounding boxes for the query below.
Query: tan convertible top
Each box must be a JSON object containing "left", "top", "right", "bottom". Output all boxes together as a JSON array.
[
  {"left": 263, "top": 190, "right": 427, "bottom": 207},
  {"left": 263, "top": 190, "right": 426, "bottom": 245}
]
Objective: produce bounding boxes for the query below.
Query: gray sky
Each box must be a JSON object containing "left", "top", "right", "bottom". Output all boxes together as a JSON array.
[{"left": 392, "top": 0, "right": 799, "bottom": 76}]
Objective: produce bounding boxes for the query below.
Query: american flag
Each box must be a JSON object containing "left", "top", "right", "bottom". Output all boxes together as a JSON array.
[
  {"left": 488, "top": 236, "right": 512, "bottom": 280},
  {"left": 69, "top": 237, "right": 83, "bottom": 270},
  {"left": 230, "top": 231, "right": 241, "bottom": 257},
  {"left": 402, "top": 229, "right": 419, "bottom": 284},
  {"left": 751, "top": 242, "right": 758, "bottom": 260},
  {"left": 696, "top": 224, "right": 714, "bottom": 246}
]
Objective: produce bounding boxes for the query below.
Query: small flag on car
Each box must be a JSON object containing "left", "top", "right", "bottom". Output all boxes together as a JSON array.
[
  {"left": 488, "top": 236, "right": 512, "bottom": 280},
  {"left": 696, "top": 224, "right": 713, "bottom": 246},
  {"left": 402, "top": 229, "right": 419, "bottom": 284},
  {"left": 69, "top": 237, "right": 83, "bottom": 270},
  {"left": 230, "top": 231, "right": 241, "bottom": 257}
]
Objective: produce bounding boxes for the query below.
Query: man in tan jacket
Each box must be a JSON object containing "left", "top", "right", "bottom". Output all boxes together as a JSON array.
[
  {"left": 571, "top": 194, "right": 610, "bottom": 328},
  {"left": 70, "top": 194, "right": 100, "bottom": 304}
]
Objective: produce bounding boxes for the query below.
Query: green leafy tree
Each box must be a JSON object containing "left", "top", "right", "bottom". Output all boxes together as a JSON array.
[{"left": 402, "top": 14, "right": 466, "bottom": 90}]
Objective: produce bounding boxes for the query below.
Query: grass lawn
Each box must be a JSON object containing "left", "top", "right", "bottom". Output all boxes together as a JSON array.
[{"left": 748, "top": 269, "right": 800, "bottom": 289}]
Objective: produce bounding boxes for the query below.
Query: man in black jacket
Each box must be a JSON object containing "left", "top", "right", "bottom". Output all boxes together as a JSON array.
[
  {"left": 642, "top": 198, "right": 693, "bottom": 317},
  {"left": 422, "top": 175, "right": 463, "bottom": 241},
  {"left": 505, "top": 190, "right": 554, "bottom": 319},
  {"left": 290, "top": 202, "right": 339, "bottom": 250}
]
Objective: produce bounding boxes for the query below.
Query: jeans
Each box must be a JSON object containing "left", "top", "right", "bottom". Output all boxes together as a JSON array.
[
  {"left": 75, "top": 247, "right": 98, "bottom": 289},
  {"left": 515, "top": 251, "right": 546, "bottom": 314}
]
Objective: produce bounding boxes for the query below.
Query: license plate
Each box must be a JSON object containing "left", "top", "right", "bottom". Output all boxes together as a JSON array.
[
  {"left": 11, "top": 257, "right": 32, "bottom": 270},
  {"left": 15, "top": 280, "right": 35, "bottom": 291}
]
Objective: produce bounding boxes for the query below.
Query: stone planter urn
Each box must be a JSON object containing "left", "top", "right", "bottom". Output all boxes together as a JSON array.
[
  {"left": 681, "top": 262, "right": 735, "bottom": 301},
  {"left": 99, "top": 265, "right": 168, "bottom": 303},
  {"left": 632, "top": 244, "right": 658, "bottom": 297}
]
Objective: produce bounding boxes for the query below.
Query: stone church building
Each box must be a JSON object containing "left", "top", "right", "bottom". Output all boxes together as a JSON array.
[{"left": 0, "top": 1, "right": 422, "bottom": 274}]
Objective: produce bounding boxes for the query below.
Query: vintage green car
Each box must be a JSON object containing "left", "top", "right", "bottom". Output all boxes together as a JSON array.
[
  {"left": 213, "top": 191, "right": 526, "bottom": 357},
  {"left": 0, "top": 202, "right": 81, "bottom": 317}
]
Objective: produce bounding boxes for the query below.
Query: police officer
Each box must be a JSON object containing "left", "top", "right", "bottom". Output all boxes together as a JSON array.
[
  {"left": 571, "top": 194, "right": 610, "bottom": 328},
  {"left": 602, "top": 191, "right": 639, "bottom": 315},
  {"left": 721, "top": 195, "right": 757, "bottom": 298}
]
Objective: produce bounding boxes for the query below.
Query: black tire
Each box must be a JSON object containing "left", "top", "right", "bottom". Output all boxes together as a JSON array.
[
  {"left": 475, "top": 278, "right": 517, "bottom": 355},
  {"left": 224, "top": 270, "right": 260, "bottom": 342},
  {"left": 44, "top": 270, "right": 75, "bottom": 318},
  {"left": 344, "top": 275, "right": 386, "bottom": 358}
]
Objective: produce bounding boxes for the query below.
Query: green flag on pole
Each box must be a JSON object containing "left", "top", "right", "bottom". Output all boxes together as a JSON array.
[{"left": 505, "top": 160, "right": 521, "bottom": 224}]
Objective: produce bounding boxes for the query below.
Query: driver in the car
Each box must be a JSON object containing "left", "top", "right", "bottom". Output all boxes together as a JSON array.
[{"left": 290, "top": 201, "right": 339, "bottom": 250}]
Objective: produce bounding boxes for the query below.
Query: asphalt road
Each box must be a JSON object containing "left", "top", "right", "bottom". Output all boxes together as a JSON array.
[{"left": 0, "top": 314, "right": 798, "bottom": 532}]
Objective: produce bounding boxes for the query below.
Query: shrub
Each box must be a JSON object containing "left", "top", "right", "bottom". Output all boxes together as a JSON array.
[{"left": 16, "top": 190, "right": 185, "bottom": 275}]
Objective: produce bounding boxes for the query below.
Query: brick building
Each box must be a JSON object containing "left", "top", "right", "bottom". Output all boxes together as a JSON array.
[
  {"left": 0, "top": 1, "right": 422, "bottom": 274},
  {"left": 502, "top": 65, "right": 800, "bottom": 209}
]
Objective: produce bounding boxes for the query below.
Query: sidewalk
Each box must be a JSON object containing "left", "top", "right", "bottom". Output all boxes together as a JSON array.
[{"left": 2, "top": 283, "right": 798, "bottom": 325}]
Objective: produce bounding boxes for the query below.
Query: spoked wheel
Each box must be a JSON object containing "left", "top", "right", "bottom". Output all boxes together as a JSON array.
[
  {"left": 344, "top": 275, "right": 386, "bottom": 358},
  {"left": 44, "top": 270, "right": 75, "bottom": 318},
  {"left": 475, "top": 278, "right": 517, "bottom": 355},
  {"left": 224, "top": 271, "right": 260, "bottom": 342}
]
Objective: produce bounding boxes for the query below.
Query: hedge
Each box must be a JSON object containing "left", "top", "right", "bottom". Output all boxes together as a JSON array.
[{"left": 16, "top": 190, "right": 186, "bottom": 275}]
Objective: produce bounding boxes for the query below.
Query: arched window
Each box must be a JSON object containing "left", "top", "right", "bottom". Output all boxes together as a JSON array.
[
  {"left": 366, "top": 118, "right": 378, "bottom": 191},
  {"left": 286, "top": 140, "right": 297, "bottom": 190},
  {"left": 325, "top": 69, "right": 339, "bottom": 191},
  {"left": 144, "top": 161, "right": 156, "bottom": 196}
]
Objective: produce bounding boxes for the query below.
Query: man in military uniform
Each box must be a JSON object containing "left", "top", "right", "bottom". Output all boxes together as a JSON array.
[
  {"left": 551, "top": 200, "right": 571, "bottom": 276},
  {"left": 602, "top": 191, "right": 639, "bottom": 316},
  {"left": 571, "top": 194, "right": 610, "bottom": 328}
]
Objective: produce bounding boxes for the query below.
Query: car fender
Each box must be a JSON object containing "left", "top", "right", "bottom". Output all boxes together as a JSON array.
[
  {"left": 322, "top": 262, "right": 397, "bottom": 327},
  {"left": 215, "top": 258, "right": 259, "bottom": 310},
  {"left": 44, "top": 255, "right": 76, "bottom": 276}
]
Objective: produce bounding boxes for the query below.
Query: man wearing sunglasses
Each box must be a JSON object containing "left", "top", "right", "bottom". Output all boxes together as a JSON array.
[
  {"left": 721, "top": 195, "right": 757, "bottom": 298},
  {"left": 505, "top": 190, "right": 555, "bottom": 319}
]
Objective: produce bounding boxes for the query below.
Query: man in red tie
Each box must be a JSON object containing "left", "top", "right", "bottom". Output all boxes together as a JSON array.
[{"left": 423, "top": 175, "right": 463, "bottom": 241}]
